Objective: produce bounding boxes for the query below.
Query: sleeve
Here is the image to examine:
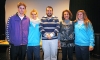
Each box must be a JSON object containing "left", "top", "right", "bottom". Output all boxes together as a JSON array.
[
  {"left": 58, "top": 22, "right": 62, "bottom": 40},
  {"left": 5, "top": 17, "right": 12, "bottom": 42},
  {"left": 53, "top": 19, "right": 60, "bottom": 34},
  {"left": 39, "top": 19, "right": 46, "bottom": 37},
  {"left": 72, "top": 21, "right": 75, "bottom": 40},
  {"left": 87, "top": 22, "right": 95, "bottom": 47},
  {"left": 58, "top": 33, "right": 61, "bottom": 40}
]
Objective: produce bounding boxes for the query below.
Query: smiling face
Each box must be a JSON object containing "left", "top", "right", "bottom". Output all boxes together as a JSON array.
[
  {"left": 64, "top": 11, "right": 70, "bottom": 20},
  {"left": 77, "top": 12, "right": 84, "bottom": 20},
  {"left": 46, "top": 8, "right": 53, "bottom": 17},
  {"left": 62, "top": 9, "right": 72, "bottom": 20},
  {"left": 31, "top": 12, "right": 37, "bottom": 20}
]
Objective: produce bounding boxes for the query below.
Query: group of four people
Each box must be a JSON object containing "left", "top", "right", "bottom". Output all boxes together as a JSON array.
[{"left": 6, "top": 2, "right": 95, "bottom": 60}]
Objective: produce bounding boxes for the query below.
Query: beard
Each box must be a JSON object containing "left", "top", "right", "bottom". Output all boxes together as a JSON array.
[{"left": 47, "top": 13, "right": 52, "bottom": 17}]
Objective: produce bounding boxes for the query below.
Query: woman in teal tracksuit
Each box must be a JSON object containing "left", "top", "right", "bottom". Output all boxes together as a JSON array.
[
  {"left": 74, "top": 10, "right": 95, "bottom": 60},
  {"left": 27, "top": 9, "right": 41, "bottom": 60}
]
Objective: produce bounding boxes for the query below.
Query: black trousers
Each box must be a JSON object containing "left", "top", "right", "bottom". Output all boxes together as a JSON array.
[
  {"left": 61, "top": 47, "right": 74, "bottom": 60},
  {"left": 75, "top": 45, "right": 89, "bottom": 60},
  {"left": 27, "top": 46, "right": 40, "bottom": 60},
  {"left": 10, "top": 44, "right": 27, "bottom": 60}
]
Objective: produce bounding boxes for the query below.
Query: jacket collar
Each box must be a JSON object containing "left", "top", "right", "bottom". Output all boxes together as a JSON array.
[{"left": 16, "top": 12, "right": 27, "bottom": 18}]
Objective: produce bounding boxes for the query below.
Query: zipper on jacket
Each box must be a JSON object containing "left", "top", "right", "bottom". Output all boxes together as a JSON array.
[{"left": 20, "top": 20, "right": 23, "bottom": 45}]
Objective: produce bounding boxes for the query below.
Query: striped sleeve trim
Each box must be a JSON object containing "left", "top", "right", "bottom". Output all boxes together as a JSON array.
[
  {"left": 44, "top": 27, "right": 55, "bottom": 29},
  {"left": 6, "top": 17, "right": 11, "bottom": 42}
]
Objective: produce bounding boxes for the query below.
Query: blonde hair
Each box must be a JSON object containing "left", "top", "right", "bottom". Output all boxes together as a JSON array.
[
  {"left": 30, "top": 9, "right": 38, "bottom": 16},
  {"left": 75, "top": 10, "right": 91, "bottom": 28}
]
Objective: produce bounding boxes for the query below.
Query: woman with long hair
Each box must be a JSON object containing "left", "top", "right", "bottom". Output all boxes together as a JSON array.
[{"left": 74, "top": 10, "right": 95, "bottom": 60}]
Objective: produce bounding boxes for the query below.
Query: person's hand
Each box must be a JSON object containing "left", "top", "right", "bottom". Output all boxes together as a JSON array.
[
  {"left": 47, "top": 34, "right": 52, "bottom": 39},
  {"left": 58, "top": 40, "right": 61, "bottom": 48},
  {"left": 89, "top": 46, "right": 94, "bottom": 51}
]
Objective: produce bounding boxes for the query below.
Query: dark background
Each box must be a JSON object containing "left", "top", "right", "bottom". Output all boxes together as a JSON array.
[
  {"left": 0, "top": 0, "right": 100, "bottom": 40},
  {"left": 0, "top": 0, "right": 6, "bottom": 39},
  {"left": 70, "top": 0, "right": 100, "bottom": 33}
]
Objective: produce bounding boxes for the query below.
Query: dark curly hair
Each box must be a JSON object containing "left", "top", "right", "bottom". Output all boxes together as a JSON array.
[{"left": 62, "top": 9, "right": 73, "bottom": 20}]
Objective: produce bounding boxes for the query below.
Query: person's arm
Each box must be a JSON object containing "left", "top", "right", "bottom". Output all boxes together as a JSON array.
[
  {"left": 58, "top": 33, "right": 61, "bottom": 40},
  {"left": 58, "top": 33, "right": 61, "bottom": 47},
  {"left": 39, "top": 19, "right": 47, "bottom": 37},
  {"left": 50, "top": 19, "right": 60, "bottom": 37},
  {"left": 87, "top": 22, "right": 95, "bottom": 51},
  {"left": 5, "top": 17, "right": 12, "bottom": 42},
  {"left": 54, "top": 19, "right": 60, "bottom": 33},
  {"left": 39, "top": 19, "right": 45, "bottom": 34},
  {"left": 58, "top": 21, "right": 62, "bottom": 40}
]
